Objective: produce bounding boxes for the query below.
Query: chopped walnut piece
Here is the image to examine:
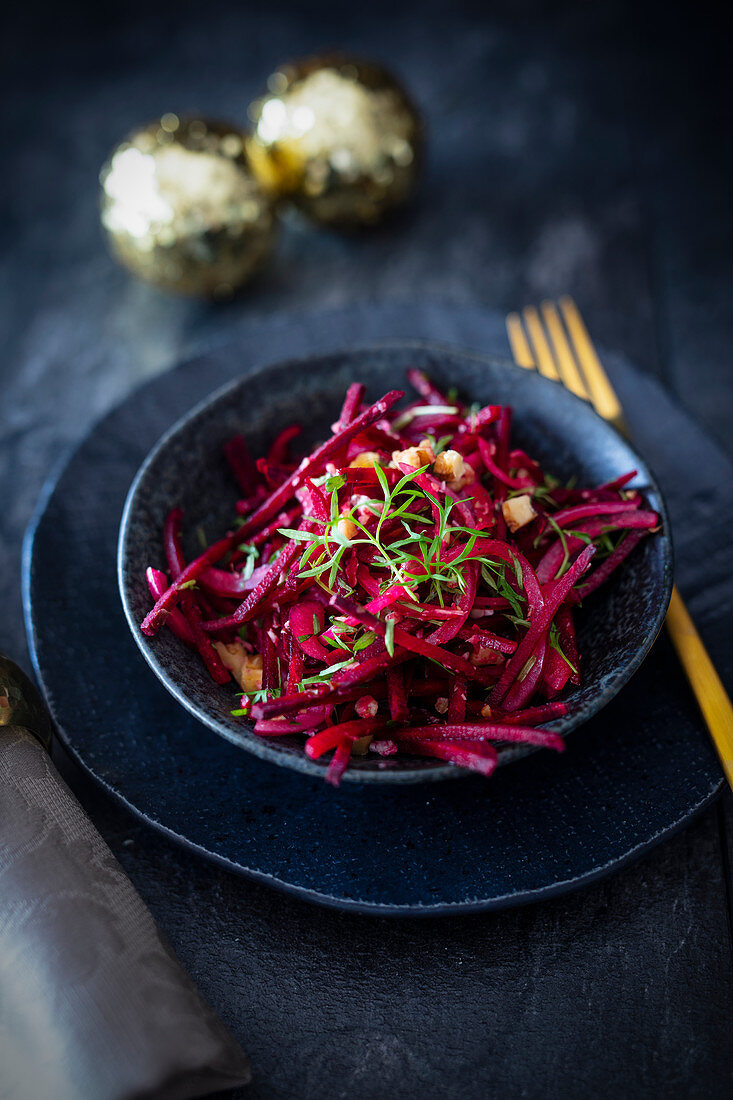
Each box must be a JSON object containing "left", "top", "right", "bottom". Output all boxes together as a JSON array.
[
  {"left": 351, "top": 735, "right": 374, "bottom": 755},
  {"left": 349, "top": 450, "right": 382, "bottom": 469},
  {"left": 213, "top": 642, "right": 263, "bottom": 692},
  {"left": 435, "top": 696, "right": 449, "bottom": 714},
  {"left": 391, "top": 444, "right": 435, "bottom": 470},
  {"left": 391, "top": 442, "right": 431, "bottom": 468},
  {"left": 337, "top": 517, "right": 358, "bottom": 540},
  {"left": 501, "top": 494, "right": 537, "bottom": 532},
  {"left": 433, "top": 449, "right": 475, "bottom": 490}
]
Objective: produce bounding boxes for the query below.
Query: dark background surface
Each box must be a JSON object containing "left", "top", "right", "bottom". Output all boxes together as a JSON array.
[{"left": 2, "top": 1, "right": 732, "bottom": 1096}]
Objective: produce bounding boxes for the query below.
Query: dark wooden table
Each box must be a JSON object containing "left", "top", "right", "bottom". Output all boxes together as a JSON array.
[{"left": 3, "top": 2, "right": 732, "bottom": 1095}]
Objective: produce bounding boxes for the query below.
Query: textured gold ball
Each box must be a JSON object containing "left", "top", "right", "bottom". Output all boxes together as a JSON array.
[
  {"left": 246, "top": 55, "right": 423, "bottom": 228},
  {"left": 100, "top": 115, "right": 277, "bottom": 297}
]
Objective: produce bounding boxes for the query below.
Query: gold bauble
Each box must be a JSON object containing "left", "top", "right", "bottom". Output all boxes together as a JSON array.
[
  {"left": 100, "top": 115, "right": 277, "bottom": 297},
  {"left": 246, "top": 55, "right": 423, "bottom": 228}
]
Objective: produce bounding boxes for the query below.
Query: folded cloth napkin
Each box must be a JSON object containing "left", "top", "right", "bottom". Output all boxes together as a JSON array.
[{"left": 0, "top": 726, "right": 251, "bottom": 1100}]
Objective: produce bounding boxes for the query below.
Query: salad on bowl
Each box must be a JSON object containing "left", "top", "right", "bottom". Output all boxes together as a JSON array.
[{"left": 133, "top": 363, "right": 663, "bottom": 785}]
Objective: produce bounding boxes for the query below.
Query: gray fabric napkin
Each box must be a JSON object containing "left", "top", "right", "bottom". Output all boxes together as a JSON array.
[{"left": 0, "top": 726, "right": 251, "bottom": 1100}]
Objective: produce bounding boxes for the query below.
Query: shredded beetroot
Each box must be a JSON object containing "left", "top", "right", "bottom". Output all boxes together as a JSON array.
[
  {"left": 305, "top": 718, "right": 385, "bottom": 760},
  {"left": 386, "top": 667, "right": 409, "bottom": 722},
  {"left": 392, "top": 722, "right": 565, "bottom": 752},
  {"left": 390, "top": 738, "right": 499, "bottom": 776},
  {"left": 405, "top": 368, "right": 450, "bottom": 405},
  {"left": 335, "top": 382, "right": 366, "bottom": 429},
  {"left": 161, "top": 509, "right": 230, "bottom": 683},
  {"left": 569, "top": 529, "right": 646, "bottom": 603},
  {"left": 490, "top": 544, "right": 596, "bottom": 707},
  {"left": 267, "top": 424, "right": 301, "bottom": 465},
  {"left": 495, "top": 700, "right": 569, "bottom": 725},
  {"left": 224, "top": 435, "right": 260, "bottom": 493},
  {"left": 325, "top": 739, "right": 354, "bottom": 787},
  {"left": 447, "top": 676, "right": 468, "bottom": 723},
  {"left": 140, "top": 372, "right": 659, "bottom": 782},
  {"left": 145, "top": 568, "right": 196, "bottom": 647}
]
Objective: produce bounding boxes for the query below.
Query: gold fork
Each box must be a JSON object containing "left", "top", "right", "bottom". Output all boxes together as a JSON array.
[{"left": 506, "top": 296, "right": 733, "bottom": 792}]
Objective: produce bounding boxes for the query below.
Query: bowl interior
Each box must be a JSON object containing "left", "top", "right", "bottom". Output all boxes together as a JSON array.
[{"left": 119, "top": 343, "right": 672, "bottom": 783}]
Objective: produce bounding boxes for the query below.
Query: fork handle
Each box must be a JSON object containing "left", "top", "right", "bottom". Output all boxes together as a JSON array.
[{"left": 665, "top": 585, "right": 733, "bottom": 788}]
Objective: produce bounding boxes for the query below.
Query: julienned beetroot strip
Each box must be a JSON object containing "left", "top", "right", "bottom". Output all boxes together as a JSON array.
[
  {"left": 145, "top": 568, "right": 196, "bottom": 647},
  {"left": 140, "top": 389, "right": 404, "bottom": 636},
  {"left": 140, "top": 371, "right": 659, "bottom": 785},
  {"left": 162, "top": 508, "right": 230, "bottom": 684}
]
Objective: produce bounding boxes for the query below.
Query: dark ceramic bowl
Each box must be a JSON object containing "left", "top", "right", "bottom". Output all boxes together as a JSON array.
[{"left": 118, "top": 343, "right": 672, "bottom": 783}]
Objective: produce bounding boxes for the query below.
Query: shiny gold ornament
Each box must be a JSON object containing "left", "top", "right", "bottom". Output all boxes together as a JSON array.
[
  {"left": 100, "top": 115, "right": 276, "bottom": 297},
  {"left": 246, "top": 55, "right": 422, "bottom": 228}
]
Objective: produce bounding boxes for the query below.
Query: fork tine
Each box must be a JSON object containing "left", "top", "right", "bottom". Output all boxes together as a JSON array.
[
  {"left": 505, "top": 313, "right": 536, "bottom": 369},
  {"left": 559, "top": 296, "right": 626, "bottom": 430},
  {"left": 522, "top": 306, "right": 560, "bottom": 381},
  {"left": 540, "top": 301, "right": 590, "bottom": 401}
]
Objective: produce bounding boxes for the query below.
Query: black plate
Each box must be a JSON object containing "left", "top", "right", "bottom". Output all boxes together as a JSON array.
[
  {"left": 24, "top": 304, "right": 728, "bottom": 913},
  {"left": 118, "top": 344, "right": 671, "bottom": 782}
]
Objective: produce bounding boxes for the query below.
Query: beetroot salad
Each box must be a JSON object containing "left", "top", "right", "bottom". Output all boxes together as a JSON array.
[{"left": 140, "top": 370, "right": 660, "bottom": 785}]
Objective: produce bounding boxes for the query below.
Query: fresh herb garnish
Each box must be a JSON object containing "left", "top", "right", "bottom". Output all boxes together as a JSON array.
[{"left": 549, "top": 622, "right": 578, "bottom": 675}]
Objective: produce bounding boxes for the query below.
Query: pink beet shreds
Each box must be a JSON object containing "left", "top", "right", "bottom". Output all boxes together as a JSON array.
[{"left": 141, "top": 372, "right": 660, "bottom": 785}]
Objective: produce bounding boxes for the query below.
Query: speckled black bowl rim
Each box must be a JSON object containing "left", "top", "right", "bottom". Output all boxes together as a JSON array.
[{"left": 118, "top": 341, "right": 672, "bottom": 784}]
